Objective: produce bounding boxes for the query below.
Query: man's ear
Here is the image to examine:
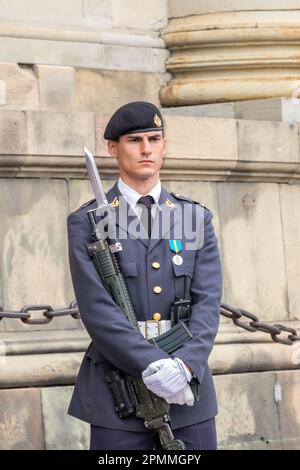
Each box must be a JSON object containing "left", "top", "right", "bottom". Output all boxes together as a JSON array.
[{"left": 107, "top": 140, "right": 118, "bottom": 158}]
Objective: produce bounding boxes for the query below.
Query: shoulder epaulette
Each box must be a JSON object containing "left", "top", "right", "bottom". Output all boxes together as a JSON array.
[
  {"left": 71, "top": 198, "right": 96, "bottom": 214},
  {"left": 170, "top": 192, "right": 207, "bottom": 209}
]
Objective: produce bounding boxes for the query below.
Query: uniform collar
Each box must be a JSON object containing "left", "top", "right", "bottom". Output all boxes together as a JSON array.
[
  {"left": 106, "top": 182, "right": 180, "bottom": 252},
  {"left": 117, "top": 177, "right": 161, "bottom": 211}
]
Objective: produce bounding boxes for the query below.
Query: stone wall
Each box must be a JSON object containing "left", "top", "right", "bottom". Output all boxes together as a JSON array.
[
  {"left": 0, "top": 63, "right": 168, "bottom": 113},
  {"left": 0, "top": 0, "right": 171, "bottom": 116},
  {"left": 0, "top": 0, "right": 168, "bottom": 70},
  {"left": 1, "top": 369, "right": 299, "bottom": 450}
]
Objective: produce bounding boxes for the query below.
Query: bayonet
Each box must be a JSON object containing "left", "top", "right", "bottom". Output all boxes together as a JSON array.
[
  {"left": 84, "top": 147, "right": 119, "bottom": 248},
  {"left": 84, "top": 147, "right": 109, "bottom": 211}
]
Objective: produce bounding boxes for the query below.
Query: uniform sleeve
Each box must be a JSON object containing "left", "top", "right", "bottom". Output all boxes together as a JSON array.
[
  {"left": 172, "top": 209, "right": 222, "bottom": 384},
  {"left": 67, "top": 211, "right": 169, "bottom": 377}
]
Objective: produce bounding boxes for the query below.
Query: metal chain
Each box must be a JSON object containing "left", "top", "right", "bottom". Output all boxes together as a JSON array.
[
  {"left": 0, "top": 301, "right": 299, "bottom": 346},
  {"left": 0, "top": 301, "right": 80, "bottom": 325},
  {"left": 221, "top": 303, "right": 300, "bottom": 345}
]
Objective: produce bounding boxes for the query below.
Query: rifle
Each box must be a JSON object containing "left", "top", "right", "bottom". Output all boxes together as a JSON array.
[{"left": 83, "top": 148, "right": 198, "bottom": 450}]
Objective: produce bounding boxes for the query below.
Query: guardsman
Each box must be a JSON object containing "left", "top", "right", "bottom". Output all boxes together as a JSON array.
[{"left": 67, "top": 101, "right": 222, "bottom": 450}]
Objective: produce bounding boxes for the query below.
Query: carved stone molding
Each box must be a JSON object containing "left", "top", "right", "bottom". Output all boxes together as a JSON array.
[
  {"left": 0, "top": 22, "right": 167, "bottom": 72},
  {"left": 161, "top": 10, "right": 300, "bottom": 105},
  {"left": 1, "top": 154, "right": 300, "bottom": 182},
  {"left": 0, "top": 110, "right": 300, "bottom": 181},
  {"left": 1, "top": 320, "right": 299, "bottom": 387}
]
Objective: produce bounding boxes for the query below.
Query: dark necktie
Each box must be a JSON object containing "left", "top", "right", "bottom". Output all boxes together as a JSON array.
[{"left": 137, "top": 195, "right": 155, "bottom": 239}]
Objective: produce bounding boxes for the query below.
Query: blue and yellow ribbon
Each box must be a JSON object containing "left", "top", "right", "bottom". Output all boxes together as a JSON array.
[{"left": 169, "top": 240, "right": 182, "bottom": 254}]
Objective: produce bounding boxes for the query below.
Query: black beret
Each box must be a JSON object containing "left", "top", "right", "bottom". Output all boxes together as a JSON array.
[{"left": 103, "top": 101, "right": 164, "bottom": 140}]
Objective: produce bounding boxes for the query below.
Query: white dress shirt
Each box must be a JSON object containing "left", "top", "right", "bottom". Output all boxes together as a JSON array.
[{"left": 117, "top": 177, "right": 161, "bottom": 220}]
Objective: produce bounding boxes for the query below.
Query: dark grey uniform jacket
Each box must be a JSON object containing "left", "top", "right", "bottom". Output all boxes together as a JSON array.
[{"left": 67, "top": 182, "right": 222, "bottom": 431}]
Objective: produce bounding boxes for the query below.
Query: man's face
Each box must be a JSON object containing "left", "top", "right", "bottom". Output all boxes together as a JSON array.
[{"left": 108, "top": 131, "right": 166, "bottom": 182}]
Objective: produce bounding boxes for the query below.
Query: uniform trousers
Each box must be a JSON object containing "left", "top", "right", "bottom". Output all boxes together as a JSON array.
[{"left": 90, "top": 417, "right": 217, "bottom": 450}]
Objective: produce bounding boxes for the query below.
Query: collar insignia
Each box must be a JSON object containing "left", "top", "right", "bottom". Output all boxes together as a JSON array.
[
  {"left": 111, "top": 197, "right": 119, "bottom": 208},
  {"left": 165, "top": 198, "right": 176, "bottom": 208}
]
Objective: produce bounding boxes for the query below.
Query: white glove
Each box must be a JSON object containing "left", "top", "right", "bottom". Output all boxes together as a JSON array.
[
  {"left": 165, "top": 383, "right": 195, "bottom": 406},
  {"left": 142, "top": 357, "right": 192, "bottom": 399},
  {"left": 174, "top": 357, "right": 193, "bottom": 383}
]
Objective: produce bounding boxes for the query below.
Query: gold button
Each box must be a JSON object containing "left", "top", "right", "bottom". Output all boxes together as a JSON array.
[
  {"left": 153, "top": 286, "right": 162, "bottom": 294},
  {"left": 153, "top": 313, "right": 161, "bottom": 321},
  {"left": 152, "top": 262, "right": 160, "bottom": 269}
]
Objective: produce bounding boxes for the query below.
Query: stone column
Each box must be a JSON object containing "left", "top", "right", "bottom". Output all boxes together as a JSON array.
[{"left": 161, "top": 0, "right": 300, "bottom": 105}]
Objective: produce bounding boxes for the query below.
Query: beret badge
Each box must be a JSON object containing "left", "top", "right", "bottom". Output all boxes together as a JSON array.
[{"left": 154, "top": 113, "right": 162, "bottom": 128}]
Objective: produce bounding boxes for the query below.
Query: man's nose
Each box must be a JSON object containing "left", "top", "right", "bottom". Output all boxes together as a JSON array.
[{"left": 141, "top": 138, "right": 152, "bottom": 155}]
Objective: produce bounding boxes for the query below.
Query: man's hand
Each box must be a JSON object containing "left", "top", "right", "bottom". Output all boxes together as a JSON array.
[
  {"left": 142, "top": 357, "right": 193, "bottom": 399},
  {"left": 165, "top": 383, "right": 195, "bottom": 406}
]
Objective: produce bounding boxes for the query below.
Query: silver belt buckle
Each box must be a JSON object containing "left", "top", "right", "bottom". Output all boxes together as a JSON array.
[{"left": 145, "top": 320, "right": 160, "bottom": 339}]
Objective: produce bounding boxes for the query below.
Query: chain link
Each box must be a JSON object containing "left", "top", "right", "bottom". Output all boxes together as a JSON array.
[
  {"left": 0, "top": 301, "right": 299, "bottom": 345},
  {"left": 220, "top": 303, "right": 300, "bottom": 345},
  {"left": 0, "top": 301, "right": 80, "bottom": 325}
]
